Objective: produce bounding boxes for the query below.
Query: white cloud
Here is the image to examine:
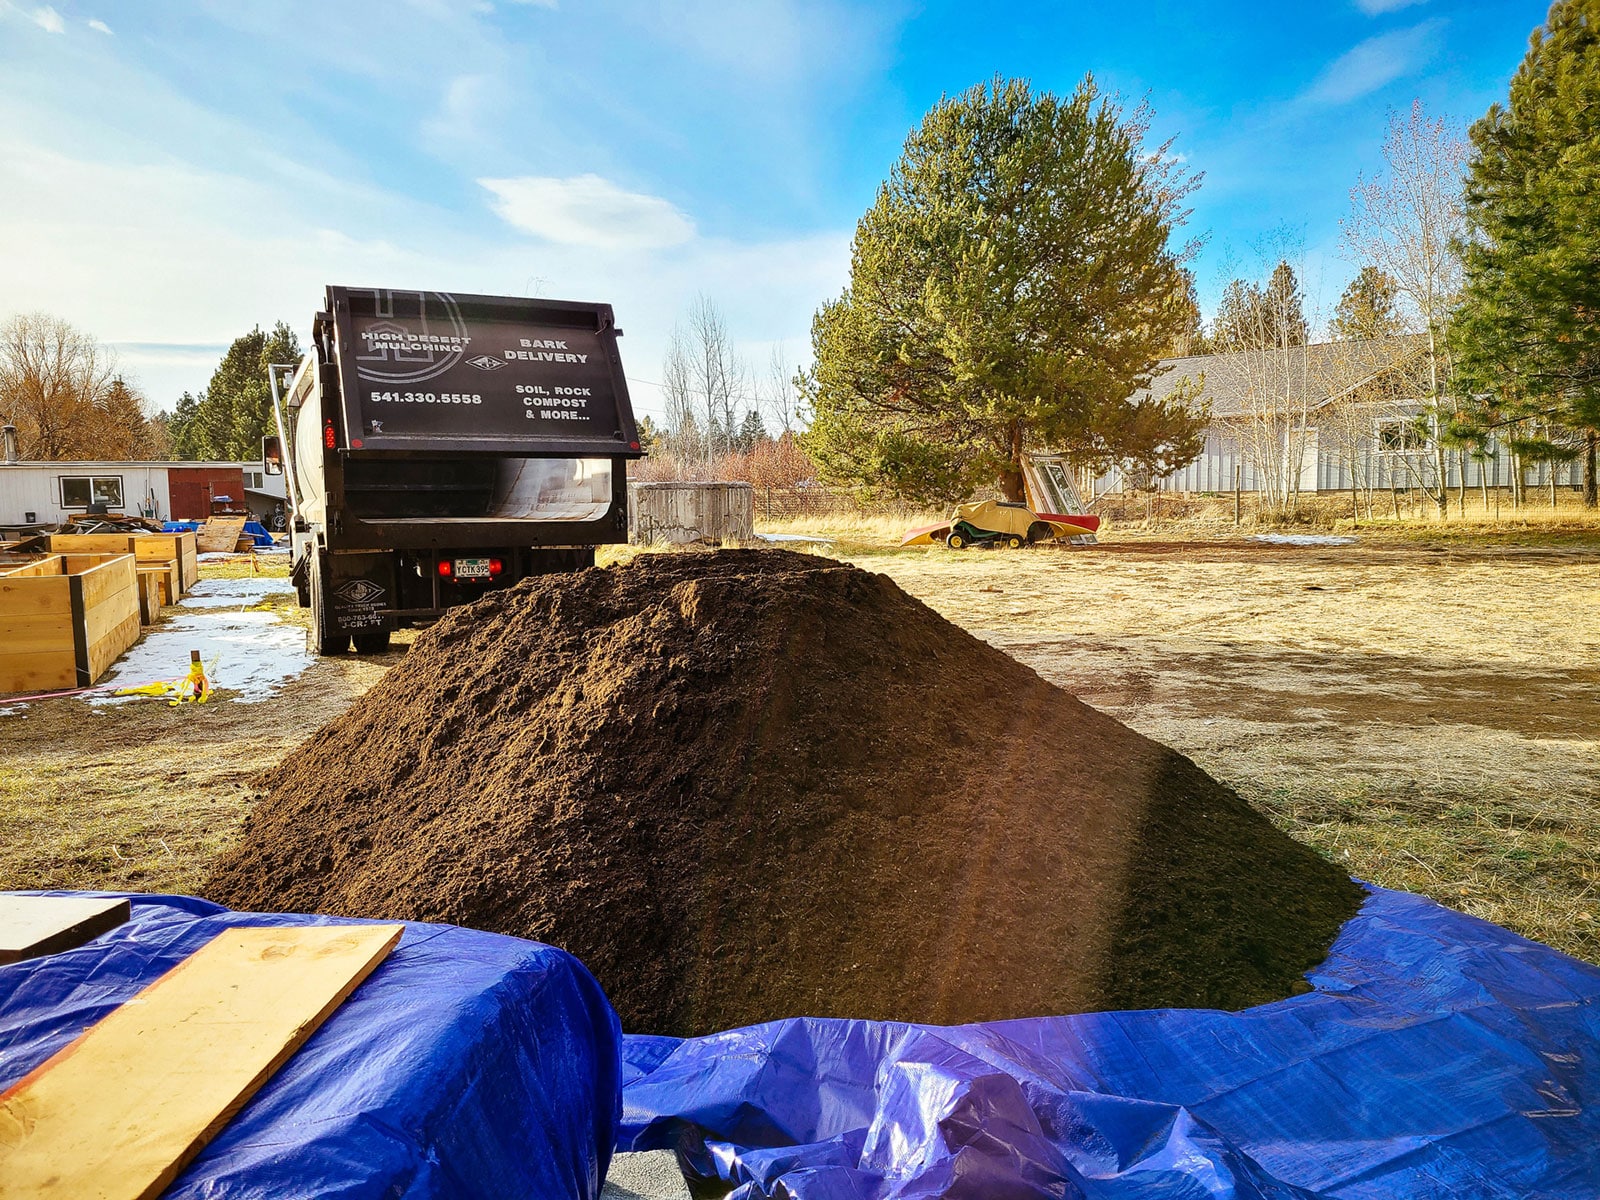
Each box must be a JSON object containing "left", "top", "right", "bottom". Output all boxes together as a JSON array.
[
  {"left": 30, "top": 5, "right": 64, "bottom": 33},
  {"left": 1354, "top": 0, "right": 1426, "bottom": 13},
  {"left": 87, "top": 18, "right": 111, "bottom": 34},
  {"left": 0, "top": 139, "right": 844, "bottom": 419},
  {"left": 479, "top": 175, "right": 696, "bottom": 251},
  {"left": 502, "top": 0, "right": 558, "bottom": 6},
  {"left": 1305, "top": 22, "right": 1443, "bottom": 106}
]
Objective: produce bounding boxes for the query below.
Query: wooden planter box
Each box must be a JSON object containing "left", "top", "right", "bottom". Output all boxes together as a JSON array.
[
  {"left": 46, "top": 533, "right": 198, "bottom": 597},
  {"left": 0, "top": 554, "right": 142, "bottom": 694}
]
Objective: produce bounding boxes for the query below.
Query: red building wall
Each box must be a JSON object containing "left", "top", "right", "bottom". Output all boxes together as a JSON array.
[{"left": 167, "top": 466, "right": 245, "bottom": 520}]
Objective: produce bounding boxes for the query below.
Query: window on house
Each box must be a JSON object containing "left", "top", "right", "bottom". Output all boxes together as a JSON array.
[
  {"left": 1375, "top": 419, "right": 1424, "bottom": 454},
  {"left": 247, "top": 472, "right": 264, "bottom": 488},
  {"left": 60, "top": 475, "right": 125, "bottom": 509}
]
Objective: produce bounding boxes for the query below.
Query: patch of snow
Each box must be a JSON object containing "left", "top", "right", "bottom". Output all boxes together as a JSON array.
[
  {"left": 0, "top": 705, "right": 26, "bottom": 718},
  {"left": 1250, "top": 533, "right": 1357, "bottom": 547},
  {"left": 92, "top": 577, "right": 310, "bottom": 704},
  {"left": 182, "top": 577, "right": 297, "bottom": 608}
]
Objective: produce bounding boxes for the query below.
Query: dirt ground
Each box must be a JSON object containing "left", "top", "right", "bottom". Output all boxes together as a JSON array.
[
  {"left": 3, "top": 532, "right": 1598, "bottom": 965},
  {"left": 0, "top": 560, "right": 411, "bottom": 898},
  {"left": 849, "top": 535, "right": 1600, "bottom": 961}
]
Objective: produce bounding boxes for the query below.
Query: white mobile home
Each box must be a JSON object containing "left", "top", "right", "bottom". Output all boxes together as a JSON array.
[{"left": 0, "top": 460, "right": 283, "bottom": 528}]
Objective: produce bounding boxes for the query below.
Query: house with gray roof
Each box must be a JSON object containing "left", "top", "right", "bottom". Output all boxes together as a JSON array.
[{"left": 1105, "top": 335, "right": 1580, "bottom": 505}]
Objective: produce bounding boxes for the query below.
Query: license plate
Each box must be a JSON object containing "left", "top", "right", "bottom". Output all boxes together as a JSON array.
[{"left": 454, "top": 557, "right": 491, "bottom": 579}]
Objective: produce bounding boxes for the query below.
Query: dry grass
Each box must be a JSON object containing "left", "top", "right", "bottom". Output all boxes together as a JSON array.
[
  {"left": 4, "top": 536, "right": 1597, "bottom": 968},
  {"left": 858, "top": 537, "right": 1600, "bottom": 963},
  {"left": 1099, "top": 489, "right": 1600, "bottom": 540},
  {"left": 0, "top": 557, "right": 402, "bottom": 896}
]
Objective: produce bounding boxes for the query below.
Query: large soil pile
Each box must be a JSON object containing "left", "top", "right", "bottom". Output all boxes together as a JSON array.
[{"left": 207, "top": 550, "right": 1361, "bottom": 1035}]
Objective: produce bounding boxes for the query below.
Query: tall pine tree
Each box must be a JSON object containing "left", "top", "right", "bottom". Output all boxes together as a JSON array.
[
  {"left": 801, "top": 77, "right": 1207, "bottom": 503},
  {"left": 1451, "top": 0, "right": 1600, "bottom": 506},
  {"left": 189, "top": 323, "right": 301, "bottom": 460},
  {"left": 1332, "top": 267, "right": 1406, "bottom": 341}
]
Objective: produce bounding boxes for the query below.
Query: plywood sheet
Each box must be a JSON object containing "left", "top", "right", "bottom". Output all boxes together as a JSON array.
[
  {"left": 0, "top": 896, "right": 130, "bottom": 964},
  {"left": 195, "top": 518, "right": 247, "bottom": 555},
  {"left": 0, "top": 923, "right": 403, "bottom": 1200}
]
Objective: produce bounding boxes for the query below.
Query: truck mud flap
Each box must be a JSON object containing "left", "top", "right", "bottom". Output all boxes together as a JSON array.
[{"left": 326, "top": 553, "right": 396, "bottom": 635}]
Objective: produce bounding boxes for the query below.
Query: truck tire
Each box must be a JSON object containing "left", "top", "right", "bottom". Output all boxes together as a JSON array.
[
  {"left": 306, "top": 552, "right": 349, "bottom": 656},
  {"left": 352, "top": 629, "right": 391, "bottom": 655}
]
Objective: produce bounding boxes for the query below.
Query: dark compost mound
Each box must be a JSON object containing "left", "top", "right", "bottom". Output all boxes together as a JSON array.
[{"left": 207, "top": 550, "right": 1362, "bottom": 1035}]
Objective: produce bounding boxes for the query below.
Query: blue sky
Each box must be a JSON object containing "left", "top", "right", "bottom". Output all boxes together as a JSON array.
[{"left": 0, "top": 0, "right": 1545, "bottom": 422}]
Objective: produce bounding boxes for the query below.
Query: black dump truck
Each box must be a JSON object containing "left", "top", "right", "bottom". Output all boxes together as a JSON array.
[{"left": 270, "top": 286, "right": 642, "bottom": 654}]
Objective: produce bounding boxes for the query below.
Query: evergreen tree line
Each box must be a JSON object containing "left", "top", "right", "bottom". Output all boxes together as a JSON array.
[{"left": 166, "top": 322, "right": 301, "bottom": 461}]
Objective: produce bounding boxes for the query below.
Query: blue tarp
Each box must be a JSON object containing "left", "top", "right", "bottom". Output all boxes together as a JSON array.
[
  {"left": 0, "top": 893, "right": 622, "bottom": 1200},
  {"left": 620, "top": 886, "right": 1600, "bottom": 1199},
  {"left": 162, "top": 520, "right": 275, "bottom": 546}
]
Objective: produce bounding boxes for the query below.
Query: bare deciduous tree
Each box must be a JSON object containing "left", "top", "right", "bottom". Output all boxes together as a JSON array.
[
  {"left": 1343, "top": 100, "right": 1469, "bottom": 516},
  {"left": 762, "top": 344, "right": 798, "bottom": 435},
  {"left": 660, "top": 295, "right": 753, "bottom": 466},
  {"left": 0, "top": 312, "right": 157, "bottom": 461},
  {"left": 1212, "top": 239, "right": 1321, "bottom": 514}
]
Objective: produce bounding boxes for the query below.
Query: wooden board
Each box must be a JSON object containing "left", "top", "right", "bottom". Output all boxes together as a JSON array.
[
  {"left": 83, "top": 606, "right": 141, "bottom": 683},
  {"left": 177, "top": 533, "right": 198, "bottom": 596},
  {"left": 0, "top": 574, "right": 75, "bottom": 693},
  {"left": 0, "top": 896, "right": 131, "bottom": 965},
  {"left": 195, "top": 518, "right": 247, "bottom": 555},
  {"left": 136, "top": 570, "right": 163, "bottom": 624},
  {"left": 45, "top": 534, "right": 137, "bottom": 557},
  {"left": 139, "top": 563, "right": 176, "bottom": 608},
  {"left": 0, "top": 923, "right": 403, "bottom": 1200},
  {"left": 48, "top": 535, "right": 195, "bottom": 596},
  {"left": 0, "top": 557, "right": 65, "bottom": 579}
]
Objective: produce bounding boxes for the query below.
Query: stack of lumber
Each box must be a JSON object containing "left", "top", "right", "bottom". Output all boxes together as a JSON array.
[{"left": 0, "top": 553, "right": 143, "bottom": 693}]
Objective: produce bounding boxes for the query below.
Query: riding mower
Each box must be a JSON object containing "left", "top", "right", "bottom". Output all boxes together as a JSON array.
[{"left": 900, "top": 500, "right": 1100, "bottom": 549}]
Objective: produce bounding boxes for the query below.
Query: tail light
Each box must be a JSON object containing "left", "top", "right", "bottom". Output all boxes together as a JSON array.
[
  {"left": 489, "top": 558, "right": 504, "bottom": 577},
  {"left": 437, "top": 560, "right": 453, "bottom": 578},
  {"left": 323, "top": 421, "right": 337, "bottom": 450}
]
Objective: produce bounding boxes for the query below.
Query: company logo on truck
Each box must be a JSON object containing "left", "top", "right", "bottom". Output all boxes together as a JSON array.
[
  {"left": 352, "top": 291, "right": 472, "bottom": 385},
  {"left": 334, "top": 579, "right": 386, "bottom": 606},
  {"left": 467, "top": 354, "right": 505, "bottom": 371}
]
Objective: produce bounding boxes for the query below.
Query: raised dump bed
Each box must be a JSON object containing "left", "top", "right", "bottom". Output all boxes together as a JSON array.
[
  {"left": 46, "top": 532, "right": 198, "bottom": 598},
  {"left": 0, "top": 553, "right": 142, "bottom": 694}
]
